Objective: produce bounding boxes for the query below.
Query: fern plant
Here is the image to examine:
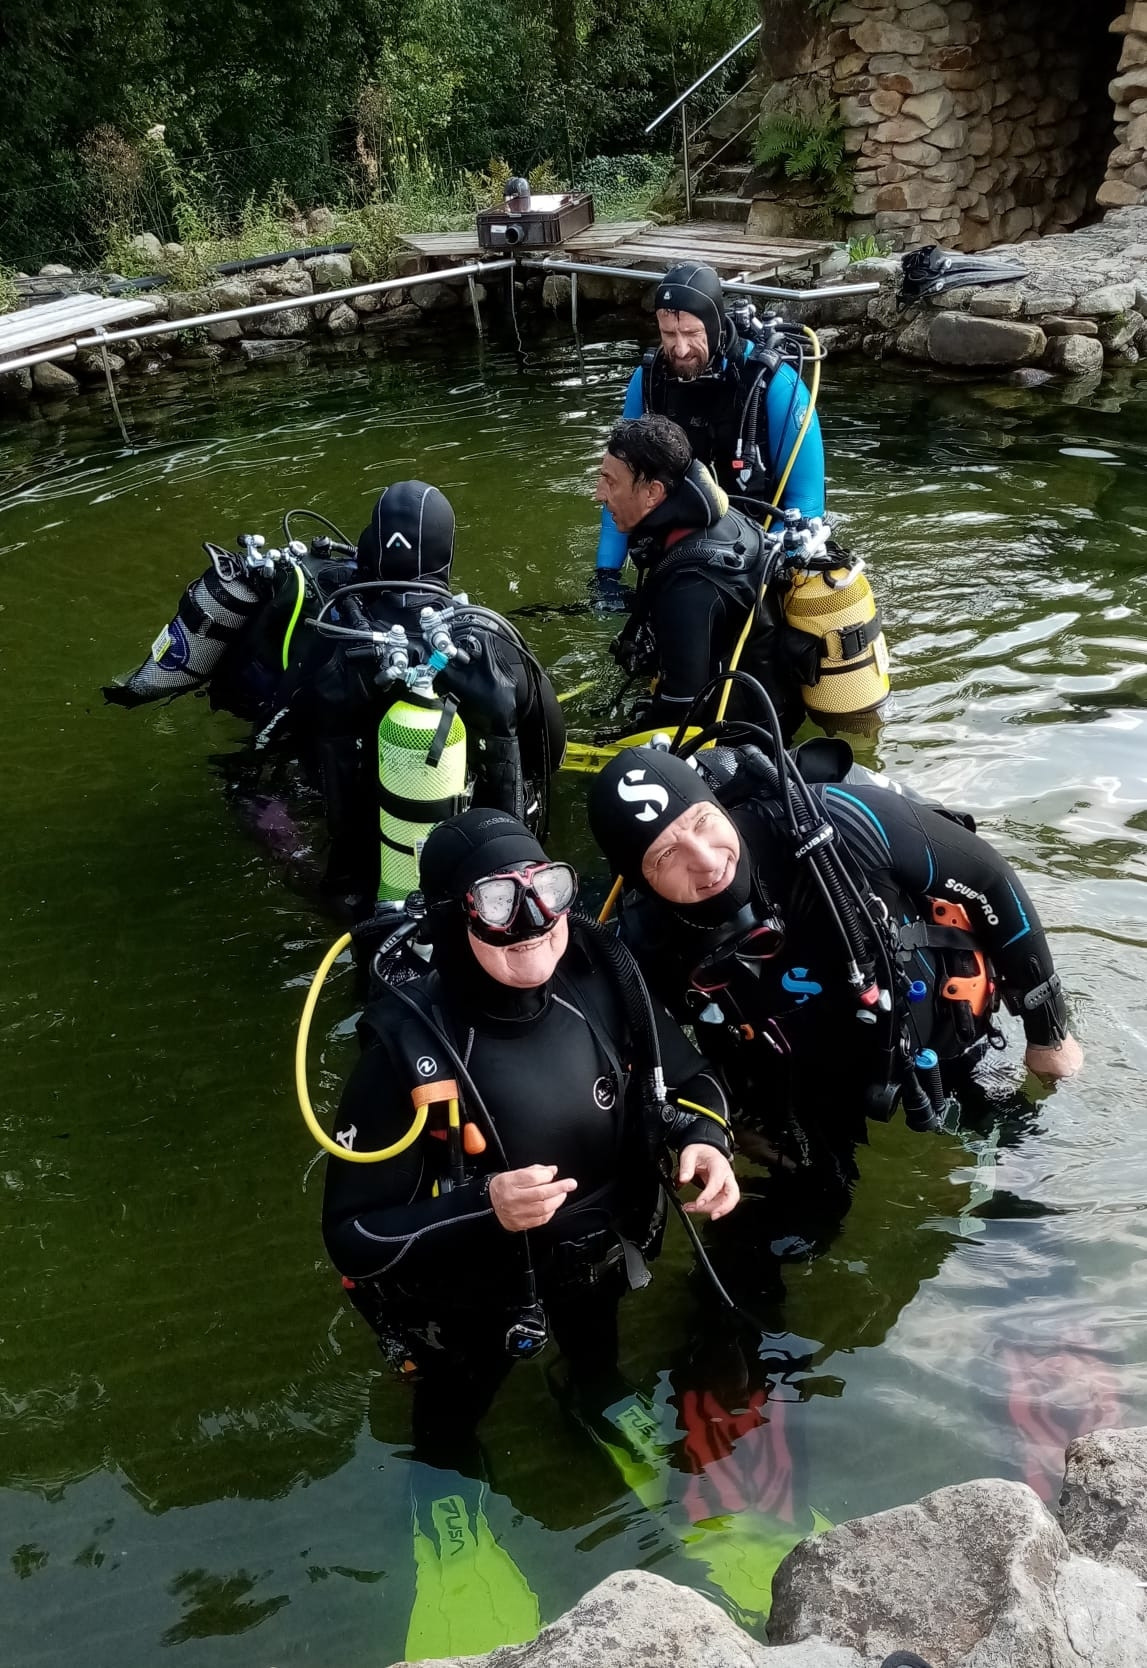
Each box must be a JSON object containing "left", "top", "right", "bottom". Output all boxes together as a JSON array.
[{"left": 753, "top": 107, "right": 852, "bottom": 214}]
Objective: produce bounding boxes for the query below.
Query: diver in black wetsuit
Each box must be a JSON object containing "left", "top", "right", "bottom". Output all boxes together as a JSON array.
[
  {"left": 321, "top": 808, "right": 739, "bottom": 1465},
  {"left": 594, "top": 415, "right": 806, "bottom": 740},
  {"left": 288, "top": 482, "right": 565, "bottom": 904},
  {"left": 588, "top": 744, "right": 1082, "bottom": 1221}
]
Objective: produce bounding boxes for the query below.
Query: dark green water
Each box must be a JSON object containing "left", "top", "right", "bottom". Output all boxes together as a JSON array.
[{"left": 2, "top": 322, "right": 1146, "bottom": 1667}]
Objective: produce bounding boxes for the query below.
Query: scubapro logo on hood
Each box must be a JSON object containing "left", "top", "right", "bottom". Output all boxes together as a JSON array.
[{"left": 618, "top": 768, "right": 668, "bottom": 823}]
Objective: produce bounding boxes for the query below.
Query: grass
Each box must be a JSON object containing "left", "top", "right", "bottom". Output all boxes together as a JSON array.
[{"left": 94, "top": 147, "right": 674, "bottom": 290}]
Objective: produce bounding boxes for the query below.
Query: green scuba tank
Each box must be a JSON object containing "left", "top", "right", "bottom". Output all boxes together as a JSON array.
[{"left": 378, "top": 676, "right": 469, "bottom": 901}]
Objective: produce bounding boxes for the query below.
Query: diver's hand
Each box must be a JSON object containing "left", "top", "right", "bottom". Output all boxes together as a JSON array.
[
  {"left": 488, "top": 1164, "right": 577, "bottom": 1231},
  {"left": 589, "top": 567, "right": 632, "bottom": 613},
  {"left": 1025, "top": 1033, "right": 1084, "bottom": 1082},
  {"left": 677, "top": 1144, "right": 740, "bottom": 1220}
]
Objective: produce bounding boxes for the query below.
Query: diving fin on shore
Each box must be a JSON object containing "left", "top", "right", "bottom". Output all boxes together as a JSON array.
[
  {"left": 404, "top": 1465, "right": 540, "bottom": 1661},
  {"left": 899, "top": 245, "right": 1030, "bottom": 309}
]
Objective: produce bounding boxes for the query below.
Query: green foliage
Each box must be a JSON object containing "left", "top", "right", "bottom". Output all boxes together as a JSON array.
[
  {"left": 0, "top": 266, "right": 20, "bottom": 315},
  {"left": 574, "top": 153, "right": 673, "bottom": 218},
  {"left": 753, "top": 107, "right": 852, "bottom": 215},
  {"left": 847, "top": 233, "right": 893, "bottom": 262},
  {"left": 0, "top": 0, "right": 755, "bottom": 267}
]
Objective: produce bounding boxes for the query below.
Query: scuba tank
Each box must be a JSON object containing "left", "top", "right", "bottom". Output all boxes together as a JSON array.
[
  {"left": 775, "top": 512, "right": 891, "bottom": 717},
  {"left": 376, "top": 610, "right": 470, "bottom": 902},
  {"left": 103, "top": 542, "right": 266, "bottom": 708}
]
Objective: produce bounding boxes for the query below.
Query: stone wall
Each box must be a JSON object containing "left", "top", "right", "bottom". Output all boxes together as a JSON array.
[
  {"left": 1099, "top": 3, "right": 1147, "bottom": 207},
  {"left": 748, "top": 0, "right": 1128, "bottom": 251},
  {"left": 0, "top": 251, "right": 489, "bottom": 404}
]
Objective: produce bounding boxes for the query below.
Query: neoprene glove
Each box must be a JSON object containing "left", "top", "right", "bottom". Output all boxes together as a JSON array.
[{"left": 589, "top": 568, "right": 633, "bottom": 613}]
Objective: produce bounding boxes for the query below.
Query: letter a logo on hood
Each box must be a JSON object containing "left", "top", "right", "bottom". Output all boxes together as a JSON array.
[{"left": 617, "top": 768, "right": 669, "bottom": 823}]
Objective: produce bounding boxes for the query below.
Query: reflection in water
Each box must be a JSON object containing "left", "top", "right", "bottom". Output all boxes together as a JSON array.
[{"left": 0, "top": 328, "right": 1145, "bottom": 1666}]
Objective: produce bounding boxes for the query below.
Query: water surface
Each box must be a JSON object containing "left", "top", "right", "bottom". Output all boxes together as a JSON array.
[{"left": 2, "top": 321, "right": 1145, "bottom": 1666}]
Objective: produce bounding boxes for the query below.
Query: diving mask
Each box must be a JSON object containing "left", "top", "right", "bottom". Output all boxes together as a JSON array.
[{"left": 464, "top": 861, "right": 578, "bottom": 943}]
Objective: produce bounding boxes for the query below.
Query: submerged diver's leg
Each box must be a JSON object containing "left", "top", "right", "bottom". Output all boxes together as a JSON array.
[{"left": 408, "top": 1312, "right": 515, "bottom": 1476}]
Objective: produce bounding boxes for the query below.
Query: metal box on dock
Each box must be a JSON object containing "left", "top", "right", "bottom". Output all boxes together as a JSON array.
[{"left": 476, "top": 193, "right": 594, "bottom": 250}]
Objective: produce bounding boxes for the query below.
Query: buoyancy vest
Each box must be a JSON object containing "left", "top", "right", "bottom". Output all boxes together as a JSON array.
[
  {"left": 641, "top": 324, "right": 777, "bottom": 505},
  {"left": 357, "top": 950, "right": 665, "bottom": 1287}
]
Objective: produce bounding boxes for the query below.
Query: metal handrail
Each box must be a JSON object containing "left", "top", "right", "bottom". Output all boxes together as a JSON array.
[
  {"left": 643, "top": 22, "right": 763, "bottom": 221},
  {"left": 644, "top": 22, "right": 762, "bottom": 134}
]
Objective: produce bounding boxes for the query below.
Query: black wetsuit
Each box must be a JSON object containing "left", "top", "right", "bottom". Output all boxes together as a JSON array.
[
  {"left": 322, "top": 928, "right": 730, "bottom": 1459},
  {"left": 625, "top": 774, "right": 1067, "bottom": 1154},
  {"left": 290, "top": 595, "right": 564, "bottom": 900},
  {"left": 612, "top": 462, "right": 804, "bottom": 739}
]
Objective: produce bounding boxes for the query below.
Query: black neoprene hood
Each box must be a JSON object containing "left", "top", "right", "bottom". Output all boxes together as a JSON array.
[
  {"left": 587, "top": 748, "right": 718, "bottom": 880},
  {"left": 653, "top": 262, "right": 726, "bottom": 360},
  {"left": 356, "top": 480, "right": 456, "bottom": 583}
]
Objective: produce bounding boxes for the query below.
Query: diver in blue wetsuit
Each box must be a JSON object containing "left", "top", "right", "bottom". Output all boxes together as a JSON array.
[{"left": 593, "top": 262, "right": 826, "bottom": 599}]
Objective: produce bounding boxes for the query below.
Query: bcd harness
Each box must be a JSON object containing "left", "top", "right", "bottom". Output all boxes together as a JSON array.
[
  {"left": 641, "top": 331, "right": 780, "bottom": 504},
  {"left": 356, "top": 958, "right": 667, "bottom": 1296}
]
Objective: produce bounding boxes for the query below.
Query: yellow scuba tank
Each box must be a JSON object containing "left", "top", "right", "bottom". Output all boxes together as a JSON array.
[
  {"left": 783, "top": 558, "right": 890, "bottom": 717},
  {"left": 378, "top": 682, "right": 469, "bottom": 901}
]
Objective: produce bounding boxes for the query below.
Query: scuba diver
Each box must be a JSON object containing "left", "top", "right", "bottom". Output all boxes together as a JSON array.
[
  {"left": 587, "top": 729, "right": 1083, "bottom": 1213},
  {"left": 595, "top": 415, "right": 816, "bottom": 741},
  {"left": 592, "top": 260, "right": 826, "bottom": 607},
  {"left": 286, "top": 481, "right": 565, "bottom": 908},
  {"left": 321, "top": 807, "right": 739, "bottom": 1469}
]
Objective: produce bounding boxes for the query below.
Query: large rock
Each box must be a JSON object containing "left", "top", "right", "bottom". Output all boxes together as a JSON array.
[
  {"left": 260, "top": 306, "right": 313, "bottom": 337},
  {"left": 305, "top": 251, "right": 354, "bottom": 291},
  {"left": 209, "top": 277, "right": 253, "bottom": 312},
  {"left": 1043, "top": 334, "right": 1106, "bottom": 375},
  {"left": 383, "top": 1569, "right": 859, "bottom": 1668},
  {"left": 238, "top": 337, "right": 306, "bottom": 361},
  {"left": 1078, "top": 282, "right": 1138, "bottom": 317},
  {"left": 32, "top": 360, "right": 80, "bottom": 393},
  {"left": 852, "top": 20, "right": 926, "bottom": 53},
  {"left": 128, "top": 232, "right": 165, "bottom": 266},
  {"left": 929, "top": 312, "right": 1046, "bottom": 365},
  {"left": 1059, "top": 1427, "right": 1147, "bottom": 1580},
  {"left": 207, "top": 319, "right": 243, "bottom": 342},
  {"left": 412, "top": 281, "right": 462, "bottom": 312},
  {"left": 770, "top": 1478, "right": 1135, "bottom": 1668},
  {"left": 74, "top": 348, "right": 126, "bottom": 379},
  {"left": 324, "top": 302, "right": 359, "bottom": 335}
]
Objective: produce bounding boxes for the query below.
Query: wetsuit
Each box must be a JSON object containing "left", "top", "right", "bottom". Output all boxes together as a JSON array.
[
  {"left": 596, "top": 318, "right": 826, "bottom": 574},
  {"left": 322, "top": 925, "right": 730, "bottom": 1461},
  {"left": 611, "top": 461, "right": 805, "bottom": 739}
]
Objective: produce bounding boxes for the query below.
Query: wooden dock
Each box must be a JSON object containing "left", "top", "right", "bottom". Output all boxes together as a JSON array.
[
  {"left": 0, "top": 293, "right": 161, "bottom": 366},
  {"left": 399, "top": 219, "right": 833, "bottom": 282}
]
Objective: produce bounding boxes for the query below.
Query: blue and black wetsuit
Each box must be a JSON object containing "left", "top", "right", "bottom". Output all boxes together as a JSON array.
[{"left": 596, "top": 323, "right": 827, "bottom": 574}]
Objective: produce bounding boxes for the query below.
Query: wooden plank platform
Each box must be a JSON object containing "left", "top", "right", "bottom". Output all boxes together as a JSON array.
[
  {"left": 398, "top": 218, "right": 831, "bottom": 282},
  {"left": 0, "top": 292, "right": 160, "bottom": 363},
  {"left": 565, "top": 220, "right": 834, "bottom": 280}
]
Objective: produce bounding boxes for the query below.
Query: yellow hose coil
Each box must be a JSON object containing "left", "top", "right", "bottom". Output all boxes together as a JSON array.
[{"left": 295, "top": 931, "right": 428, "bottom": 1162}]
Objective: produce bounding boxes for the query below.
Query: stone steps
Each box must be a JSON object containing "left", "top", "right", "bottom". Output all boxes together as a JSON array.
[{"left": 691, "top": 194, "right": 751, "bottom": 224}]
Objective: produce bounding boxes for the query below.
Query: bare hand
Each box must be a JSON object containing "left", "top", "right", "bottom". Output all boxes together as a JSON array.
[
  {"left": 488, "top": 1164, "right": 577, "bottom": 1232},
  {"left": 1025, "top": 1033, "right": 1084, "bottom": 1082},
  {"left": 677, "top": 1144, "right": 740, "bottom": 1220}
]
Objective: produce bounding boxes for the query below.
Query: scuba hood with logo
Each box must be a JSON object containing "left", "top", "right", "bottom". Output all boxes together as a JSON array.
[
  {"left": 588, "top": 748, "right": 752, "bottom": 927},
  {"left": 654, "top": 262, "right": 728, "bottom": 362},
  {"left": 420, "top": 807, "right": 559, "bottom": 1015},
  {"left": 356, "top": 480, "right": 456, "bottom": 584}
]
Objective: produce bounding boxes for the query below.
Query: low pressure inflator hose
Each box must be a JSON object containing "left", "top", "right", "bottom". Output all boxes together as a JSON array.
[{"left": 295, "top": 931, "right": 427, "bottom": 1162}]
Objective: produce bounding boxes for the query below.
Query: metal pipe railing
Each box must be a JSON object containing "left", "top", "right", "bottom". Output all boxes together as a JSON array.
[
  {"left": 525, "top": 256, "right": 877, "bottom": 303},
  {"left": 0, "top": 260, "right": 515, "bottom": 378},
  {"left": 644, "top": 21, "right": 763, "bottom": 218},
  {"left": 645, "top": 23, "right": 763, "bottom": 135}
]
